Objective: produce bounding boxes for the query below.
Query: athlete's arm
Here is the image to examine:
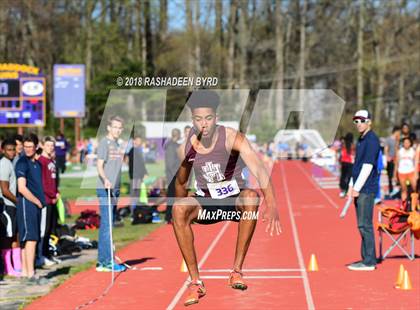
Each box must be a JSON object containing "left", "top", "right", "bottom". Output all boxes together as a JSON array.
[
  {"left": 175, "top": 141, "right": 192, "bottom": 198},
  {"left": 227, "top": 128, "right": 281, "bottom": 235},
  {"left": 0, "top": 180, "right": 17, "bottom": 205},
  {"left": 17, "top": 177, "right": 43, "bottom": 208}
]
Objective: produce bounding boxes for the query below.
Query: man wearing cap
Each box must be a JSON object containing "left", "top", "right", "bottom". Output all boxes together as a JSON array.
[{"left": 347, "top": 110, "right": 380, "bottom": 271}]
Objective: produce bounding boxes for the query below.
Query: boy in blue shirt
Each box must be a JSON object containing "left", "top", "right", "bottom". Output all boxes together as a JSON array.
[{"left": 15, "top": 134, "right": 48, "bottom": 283}]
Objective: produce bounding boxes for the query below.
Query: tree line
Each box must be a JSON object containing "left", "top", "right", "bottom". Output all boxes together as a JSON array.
[{"left": 0, "top": 0, "right": 418, "bottom": 139}]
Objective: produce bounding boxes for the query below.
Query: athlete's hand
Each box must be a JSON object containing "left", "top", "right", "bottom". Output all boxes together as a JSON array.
[{"left": 263, "top": 206, "right": 282, "bottom": 236}]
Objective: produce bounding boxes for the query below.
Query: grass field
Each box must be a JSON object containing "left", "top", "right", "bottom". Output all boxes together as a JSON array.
[
  {"left": 68, "top": 214, "right": 164, "bottom": 250},
  {"left": 59, "top": 160, "right": 166, "bottom": 248},
  {"left": 60, "top": 160, "right": 165, "bottom": 200}
]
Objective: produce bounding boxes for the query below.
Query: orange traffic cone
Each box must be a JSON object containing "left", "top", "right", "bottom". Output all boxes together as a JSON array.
[
  {"left": 401, "top": 270, "right": 413, "bottom": 290},
  {"left": 180, "top": 259, "right": 188, "bottom": 272},
  {"left": 307, "top": 254, "right": 319, "bottom": 272},
  {"left": 395, "top": 264, "right": 405, "bottom": 289}
]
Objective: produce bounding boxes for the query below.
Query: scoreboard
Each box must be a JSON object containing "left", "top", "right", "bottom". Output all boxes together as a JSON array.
[
  {"left": 0, "top": 64, "right": 45, "bottom": 127},
  {"left": 53, "top": 64, "right": 85, "bottom": 118}
]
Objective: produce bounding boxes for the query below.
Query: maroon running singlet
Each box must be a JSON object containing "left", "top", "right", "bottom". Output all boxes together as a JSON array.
[
  {"left": 185, "top": 125, "right": 246, "bottom": 196},
  {"left": 185, "top": 125, "right": 249, "bottom": 224}
]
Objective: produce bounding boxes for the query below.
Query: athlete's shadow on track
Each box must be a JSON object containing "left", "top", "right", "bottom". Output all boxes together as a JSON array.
[{"left": 123, "top": 257, "right": 156, "bottom": 266}]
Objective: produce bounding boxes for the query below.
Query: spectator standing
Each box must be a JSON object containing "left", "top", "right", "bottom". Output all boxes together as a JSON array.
[
  {"left": 179, "top": 125, "right": 191, "bottom": 145},
  {"left": 394, "top": 137, "right": 416, "bottom": 203},
  {"left": 127, "top": 135, "right": 148, "bottom": 210},
  {"left": 347, "top": 110, "right": 380, "bottom": 271},
  {"left": 0, "top": 138, "right": 21, "bottom": 276},
  {"left": 12, "top": 134, "right": 23, "bottom": 167},
  {"left": 375, "top": 147, "right": 384, "bottom": 205},
  {"left": 15, "top": 134, "right": 48, "bottom": 283},
  {"left": 55, "top": 131, "right": 70, "bottom": 174},
  {"left": 95, "top": 116, "right": 126, "bottom": 272},
  {"left": 77, "top": 139, "right": 87, "bottom": 164},
  {"left": 339, "top": 133, "right": 355, "bottom": 198},
  {"left": 164, "top": 128, "right": 181, "bottom": 223},
  {"left": 384, "top": 126, "right": 400, "bottom": 196},
  {"left": 37, "top": 136, "right": 60, "bottom": 266}
]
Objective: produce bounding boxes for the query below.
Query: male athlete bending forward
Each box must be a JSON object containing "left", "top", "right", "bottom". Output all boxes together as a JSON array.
[{"left": 172, "top": 90, "right": 281, "bottom": 306}]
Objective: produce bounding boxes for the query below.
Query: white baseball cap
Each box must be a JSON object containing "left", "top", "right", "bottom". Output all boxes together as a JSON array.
[{"left": 353, "top": 110, "right": 371, "bottom": 120}]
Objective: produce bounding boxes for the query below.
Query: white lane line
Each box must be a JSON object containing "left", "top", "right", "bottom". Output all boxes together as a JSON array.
[
  {"left": 128, "top": 267, "right": 163, "bottom": 271},
  {"left": 200, "top": 268, "right": 304, "bottom": 272},
  {"left": 297, "top": 162, "right": 339, "bottom": 209},
  {"left": 319, "top": 185, "right": 339, "bottom": 189},
  {"left": 166, "top": 221, "right": 231, "bottom": 310},
  {"left": 201, "top": 275, "right": 303, "bottom": 279},
  {"left": 281, "top": 162, "right": 315, "bottom": 310}
]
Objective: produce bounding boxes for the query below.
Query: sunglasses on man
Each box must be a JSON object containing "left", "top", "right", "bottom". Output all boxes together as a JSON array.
[{"left": 353, "top": 118, "right": 368, "bottom": 124}]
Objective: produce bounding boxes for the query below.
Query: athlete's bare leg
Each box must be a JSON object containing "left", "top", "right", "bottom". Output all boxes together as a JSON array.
[
  {"left": 233, "top": 189, "right": 260, "bottom": 271},
  {"left": 172, "top": 197, "right": 202, "bottom": 281}
]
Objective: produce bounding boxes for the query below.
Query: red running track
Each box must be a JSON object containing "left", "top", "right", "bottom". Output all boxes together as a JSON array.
[{"left": 28, "top": 161, "right": 419, "bottom": 309}]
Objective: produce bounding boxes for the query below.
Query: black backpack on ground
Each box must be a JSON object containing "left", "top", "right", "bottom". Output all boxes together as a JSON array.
[
  {"left": 56, "top": 239, "right": 82, "bottom": 255},
  {"left": 55, "top": 224, "right": 76, "bottom": 238},
  {"left": 118, "top": 206, "right": 131, "bottom": 218},
  {"left": 132, "top": 205, "right": 153, "bottom": 224}
]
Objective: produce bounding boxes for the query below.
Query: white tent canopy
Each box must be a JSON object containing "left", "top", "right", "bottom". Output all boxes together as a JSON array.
[{"left": 273, "top": 129, "right": 328, "bottom": 155}]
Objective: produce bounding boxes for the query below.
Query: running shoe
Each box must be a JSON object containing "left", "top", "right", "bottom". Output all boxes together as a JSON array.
[
  {"left": 36, "top": 255, "right": 55, "bottom": 267},
  {"left": 347, "top": 262, "right": 376, "bottom": 271},
  {"left": 184, "top": 280, "right": 206, "bottom": 306},
  {"left": 43, "top": 257, "right": 56, "bottom": 266},
  {"left": 96, "top": 262, "right": 127, "bottom": 272},
  {"left": 26, "top": 276, "right": 49, "bottom": 285},
  {"left": 228, "top": 270, "right": 248, "bottom": 290}
]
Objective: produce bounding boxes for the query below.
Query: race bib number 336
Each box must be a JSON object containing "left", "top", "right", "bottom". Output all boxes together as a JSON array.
[{"left": 207, "top": 179, "right": 240, "bottom": 199}]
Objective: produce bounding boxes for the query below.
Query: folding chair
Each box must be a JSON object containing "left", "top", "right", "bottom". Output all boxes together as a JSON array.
[{"left": 377, "top": 193, "right": 418, "bottom": 261}]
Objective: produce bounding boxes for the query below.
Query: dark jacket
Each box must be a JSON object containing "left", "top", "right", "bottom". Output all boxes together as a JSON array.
[{"left": 128, "top": 147, "right": 148, "bottom": 179}]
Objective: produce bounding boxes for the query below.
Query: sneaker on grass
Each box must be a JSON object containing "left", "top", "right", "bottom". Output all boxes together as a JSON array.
[
  {"left": 51, "top": 256, "right": 62, "bottom": 264},
  {"left": 26, "top": 276, "right": 49, "bottom": 285},
  {"left": 43, "top": 257, "right": 56, "bottom": 266}
]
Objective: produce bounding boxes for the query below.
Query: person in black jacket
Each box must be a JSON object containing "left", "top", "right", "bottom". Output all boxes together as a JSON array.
[
  {"left": 164, "top": 128, "right": 181, "bottom": 223},
  {"left": 127, "top": 136, "right": 148, "bottom": 210}
]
